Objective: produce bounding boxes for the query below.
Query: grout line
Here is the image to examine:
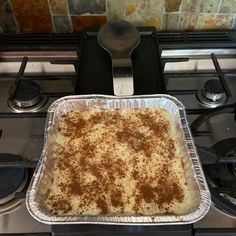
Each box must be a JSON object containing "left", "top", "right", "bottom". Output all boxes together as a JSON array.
[
  {"left": 175, "top": 0, "right": 183, "bottom": 30},
  {"left": 103, "top": 0, "right": 108, "bottom": 21},
  {"left": 67, "top": 1, "right": 73, "bottom": 33},
  {"left": 217, "top": 0, "right": 223, "bottom": 13},
  {"left": 8, "top": 0, "right": 20, "bottom": 33},
  {"left": 121, "top": 0, "right": 126, "bottom": 20},
  {"left": 177, "top": 12, "right": 181, "bottom": 30},
  {"left": 47, "top": 0, "right": 56, "bottom": 33},
  {"left": 51, "top": 13, "right": 69, "bottom": 16},
  {"left": 105, "top": 0, "right": 110, "bottom": 20},
  {"left": 231, "top": 13, "right": 235, "bottom": 29},
  {"left": 159, "top": 0, "right": 165, "bottom": 31},
  {"left": 196, "top": 13, "right": 201, "bottom": 30},
  {"left": 179, "top": 0, "right": 184, "bottom": 13},
  {"left": 180, "top": 12, "right": 235, "bottom": 15}
]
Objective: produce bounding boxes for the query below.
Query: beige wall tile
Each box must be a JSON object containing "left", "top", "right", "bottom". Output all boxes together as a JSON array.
[
  {"left": 107, "top": 0, "right": 125, "bottom": 20},
  {"left": 124, "top": 0, "right": 147, "bottom": 24},
  {"left": 219, "top": 0, "right": 236, "bottom": 13},
  {"left": 145, "top": 17, "right": 161, "bottom": 29},
  {"left": 197, "top": 13, "right": 234, "bottom": 29},
  {"left": 181, "top": 0, "right": 201, "bottom": 12},
  {"left": 162, "top": 13, "right": 180, "bottom": 30},
  {"left": 179, "top": 13, "right": 198, "bottom": 30},
  {"left": 124, "top": 0, "right": 164, "bottom": 29},
  {"left": 146, "top": 0, "right": 164, "bottom": 17},
  {"left": 200, "top": 0, "right": 221, "bottom": 13}
]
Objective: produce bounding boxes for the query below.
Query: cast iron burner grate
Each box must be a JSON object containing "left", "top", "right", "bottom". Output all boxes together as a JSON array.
[
  {"left": 0, "top": 153, "right": 28, "bottom": 214},
  {"left": 201, "top": 138, "right": 236, "bottom": 216}
]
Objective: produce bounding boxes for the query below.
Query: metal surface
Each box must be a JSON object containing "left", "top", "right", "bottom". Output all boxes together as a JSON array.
[
  {"left": 8, "top": 96, "right": 48, "bottom": 113},
  {"left": 196, "top": 89, "right": 227, "bottom": 108},
  {"left": 26, "top": 94, "right": 210, "bottom": 225},
  {"left": 161, "top": 48, "right": 236, "bottom": 58},
  {"left": 202, "top": 90, "right": 224, "bottom": 102},
  {"left": 97, "top": 20, "right": 140, "bottom": 96},
  {"left": 0, "top": 51, "right": 77, "bottom": 233},
  {"left": 0, "top": 51, "right": 77, "bottom": 61},
  {"left": 195, "top": 206, "right": 236, "bottom": 228},
  {"left": 112, "top": 57, "right": 134, "bottom": 96},
  {"left": 202, "top": 79, "right": 225, "bottom": 102},
  {"left": 0, "top": 202, "right": 51, "bottom": 233}
]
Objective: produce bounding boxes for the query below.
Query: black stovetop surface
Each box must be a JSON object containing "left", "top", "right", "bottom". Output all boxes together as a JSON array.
[{"left": 51, "top": 224, "right": 192, "bottom": 236}]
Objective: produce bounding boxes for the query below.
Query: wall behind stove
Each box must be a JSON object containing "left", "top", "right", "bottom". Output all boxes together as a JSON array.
[{"left": 0, "top": 0, "right": 236, "bottom": 33}]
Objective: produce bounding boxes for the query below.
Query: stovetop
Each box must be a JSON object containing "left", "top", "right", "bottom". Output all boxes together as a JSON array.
[{"left": 0, "top": 30, "right": 236, "bottom": 235}]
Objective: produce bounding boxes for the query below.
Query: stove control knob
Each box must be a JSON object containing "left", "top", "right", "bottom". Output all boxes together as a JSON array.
[{"left": 202, "top": 79, "right": 224, "bottom": 102}]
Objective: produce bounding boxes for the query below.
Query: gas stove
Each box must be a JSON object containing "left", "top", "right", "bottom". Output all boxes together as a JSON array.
[{"left": 0, "top": 30, "right": 236, "bottom": 235}]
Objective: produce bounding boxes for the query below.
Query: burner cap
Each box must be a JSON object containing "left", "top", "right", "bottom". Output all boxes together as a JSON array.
[
  {"left": 8, "top": 80, "right": 48, "bottom": 113},
  {"left": 204, "top": 79, "right": 224, "bottom": 95},
  {"left": 13, "top": 80, "right": 42, "bottom": 108},
  {"left": 0, "top": 153, "right": 27, "bottom": 205},
  {"left": 196, "top": 79, "right": 226, "bottom": 107},
  {"left": 202, "top": 79, "right": 224, "bottom": 102}
]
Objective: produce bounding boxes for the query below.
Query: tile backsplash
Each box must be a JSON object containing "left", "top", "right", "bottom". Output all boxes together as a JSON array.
[{"left": 1, "top": 0, "right": 236, "bottom": 33}]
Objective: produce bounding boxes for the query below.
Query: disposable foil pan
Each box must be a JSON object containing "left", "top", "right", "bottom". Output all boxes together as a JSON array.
[{"left": 26, "top": 94, "right": 211, "bottom": 225}]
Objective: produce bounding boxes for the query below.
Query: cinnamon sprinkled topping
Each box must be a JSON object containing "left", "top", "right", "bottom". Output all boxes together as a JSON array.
[
  {"left": 46, "top": 108, "right": 192, "bottom": 216},
  {"left": 116, "top": 128, "right": 152, "bottom": 156},
  {"left": 48, "top": 196, "right": 72, "bottom": 214},
  {"left": 96, "top": 198, "right": 108, "bottom": 214}
]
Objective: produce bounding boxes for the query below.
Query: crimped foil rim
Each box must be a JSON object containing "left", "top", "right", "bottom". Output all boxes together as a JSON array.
[{"left": 26, "top": 94, "right": 211, "bottom": 225}]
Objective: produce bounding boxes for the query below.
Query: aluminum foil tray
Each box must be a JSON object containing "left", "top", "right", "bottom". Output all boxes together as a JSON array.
[{"left": 26, "top": 94, "right": 211, "bottom": 225}]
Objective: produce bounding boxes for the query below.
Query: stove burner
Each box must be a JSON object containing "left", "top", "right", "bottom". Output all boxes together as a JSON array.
[
  {"left": 203, "top": 79, "right": 224, "bottom": 101},
  {"left": 0, "top": 153, "right": 28, "bottom": 214},
  {"left": 197, "top": 79, "right": 227, "bottom": 108},
  {"left": 14, "top": 80, "right": 42, "bottom": 107},
  {"left": 213, "top": 138, "right": 236, "bottom": 179},
  {"left": 8, "top": 80, "right": 48, "bottom": 113},
  {"left": 203, "top": 138, "right": 236, "bottom": 217}
]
